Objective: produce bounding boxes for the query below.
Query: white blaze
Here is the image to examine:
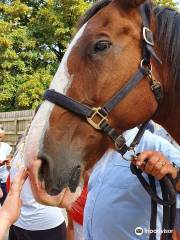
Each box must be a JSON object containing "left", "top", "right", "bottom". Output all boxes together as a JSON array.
[
  {"left": 50, "top": 23, "right": 87, "bottom": 94},
  {"left": 23, "top": 23, "right": 87, "bottom": 164}
]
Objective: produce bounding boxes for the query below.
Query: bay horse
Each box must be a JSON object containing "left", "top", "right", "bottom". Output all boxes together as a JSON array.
[{"left": 24, "top": 0, "right": 180, "bottom": 206}]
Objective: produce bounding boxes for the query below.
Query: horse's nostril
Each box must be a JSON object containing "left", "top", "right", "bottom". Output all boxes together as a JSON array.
[
  {"left": 49, "top": 187, "right": 62, "bottom": 196},
  {"left": 69, "top": 165, "right": 81, "bottom": 192},
  {"left": 37, "top": 154, "right": 81, "bottom": 195},
  {"left": 38, "top": 156, "right": 49, "bottom": 181}
]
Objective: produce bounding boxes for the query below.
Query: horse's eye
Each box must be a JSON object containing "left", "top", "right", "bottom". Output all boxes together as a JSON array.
[{"left": 93, "top": 40, "right": 112, "bottom": 53}]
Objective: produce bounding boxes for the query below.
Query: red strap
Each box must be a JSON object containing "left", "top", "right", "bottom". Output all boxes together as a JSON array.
[{"left": 6, "top": 175, "right": 10, "bottom": 193}]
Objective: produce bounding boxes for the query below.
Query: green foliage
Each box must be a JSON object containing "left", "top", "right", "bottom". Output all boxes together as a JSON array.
[
  {"left": 153, "top": 0, "right": 178, "bottom": 9},
  {"left": 0, "top": 0, "right": 91, "bottom": 111},
  {"left": 29, "top": 0, "right": 89, "bottom": 60},
  {"left": 0, "top": 0, "right": 178, "bottom": 111},
  {"left": 16, "top": 69, "right": 52, "bottom": 109}
]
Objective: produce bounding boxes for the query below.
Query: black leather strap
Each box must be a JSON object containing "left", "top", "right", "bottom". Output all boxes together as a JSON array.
[
  {"left": 160, "top": 177, "right": 176, "bottom": 240},
  {"left": 130, "top": 164, "right": 176, "bottom": 206},
  {"left": 44, "top": 89, "right": 93, "bottom": 118},
  {"left": 130, "top": 121, "right": 149, "bottom": 148},
  {"left": 103, "top": 69, "right": 148, "bottom": 113},
  {"left": 140, "top": 4, "right": 162, "bottom": 64},
  {"left": 148, "top": 175, "right": 157, "bottom": 240},
  {"left": 131, "top": 164, "right": 176, "bottom": 240}
]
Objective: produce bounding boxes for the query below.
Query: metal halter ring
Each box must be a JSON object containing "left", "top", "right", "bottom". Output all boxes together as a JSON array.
[
  {"left": 143, "top": 27, "right": 155, "bottom": 46},
  {"left": 140, "top": 59, "right": 152, "bottom": 73},
  {"left": 122, "top": 147, "right": 136, "bottom": 162}
]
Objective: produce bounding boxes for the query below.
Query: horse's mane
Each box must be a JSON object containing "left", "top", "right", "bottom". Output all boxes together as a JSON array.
[
  {"left": 77, "top": 0, "right": 111, "bottom": 28},
  {"left": 154, "top": 7, "right": 180, "bottom": 96},
  {"left": 78, "top": 1, "right": 180, "bottom": 95}
]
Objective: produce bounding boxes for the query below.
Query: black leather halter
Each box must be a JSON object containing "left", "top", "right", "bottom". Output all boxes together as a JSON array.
[
  {"left": 44, "top": 4, "right": 176, "bottom": 240},
  {"left": 44, "top": 7, "right": 162, "bottom": 156}
]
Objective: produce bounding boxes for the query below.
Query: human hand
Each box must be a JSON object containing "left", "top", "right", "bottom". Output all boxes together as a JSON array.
[
  {"left": 0, "top": 187, "right": 3, "bottom": 199},
  {"left": 5, "top": 154, "right": 13, "bottom": 169},
  {"left": 0, "top": 160, "right": 5, "bottom": 166},
  {"left": 0, "top": 168, "right": 28, "bottom": 227},
  {"left": 132, "top": 151, "right": 177, "bottom": 180},
  {"left": 60, "top": 187, "right": 81, "bottom": 211},
  {"left": 5, "top": 160, "right": 11, "bottom": 171}
]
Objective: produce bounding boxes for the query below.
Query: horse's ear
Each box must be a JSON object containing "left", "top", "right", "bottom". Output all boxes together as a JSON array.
[{"left": 115, "top": 0, "right": 147, "bottom": 8}]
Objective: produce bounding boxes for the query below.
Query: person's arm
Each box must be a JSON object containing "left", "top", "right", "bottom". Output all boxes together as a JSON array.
[
  {"left": 0, "top": 217, "right": 10, "bottom": 239},
  {"left": 0, "top": 168, "right": 27, "bottom": 240}
]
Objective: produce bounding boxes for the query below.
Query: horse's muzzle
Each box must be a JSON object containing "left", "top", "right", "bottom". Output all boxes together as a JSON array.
[{"left": 37, "top": 154, "right": 81, "bottom": 196}]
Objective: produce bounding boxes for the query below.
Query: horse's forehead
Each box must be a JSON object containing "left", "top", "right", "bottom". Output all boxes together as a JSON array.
[
  {"left": 87, "top": 5, "right": 117, "bottom": 29},
  {"left": 81, "top": 4, "right": 135, "bottom": 38}
]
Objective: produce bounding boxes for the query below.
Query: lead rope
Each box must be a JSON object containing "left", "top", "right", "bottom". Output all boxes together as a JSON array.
[
  {"left": 130, "top": 163, "right": 176, "bottom": 240},
  {"left": 128, "top": 72, "right": 176, "bottom": 240}
]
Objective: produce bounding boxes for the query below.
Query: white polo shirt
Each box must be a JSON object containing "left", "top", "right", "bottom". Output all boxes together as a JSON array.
[
  {"left": 10, "top": 142, "right": 65, "bottom": 231},
  {"left": 0, "top": 142, "right": 12, "bottom": 183}
]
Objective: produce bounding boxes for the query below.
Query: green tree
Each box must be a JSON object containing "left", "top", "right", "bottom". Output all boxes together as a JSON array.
[
  {"left": 29, "top": 0, "right": 89, "bottom": 61},
  {"left": 0, "top": 0, "right": 57, "bottom": 111},
  {"left": 153, "top": 0, "right": 178, "bottom": 9},
  {"left": 0, "top": 0, "right": 91, "bottom": 111},
  {"left": 0, "top": 0, "right": 178, "bottom": 111}
]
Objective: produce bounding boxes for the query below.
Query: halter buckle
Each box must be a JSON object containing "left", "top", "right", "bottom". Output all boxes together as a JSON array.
[
  {"left": 87, "top": 107, "right": 108, "bottom": 130},
  {"left": 143, "top": 27, "right": 154, "bottom": 46},
  {"left": 115, "top": 135, "right": 127, "bottom": 152}
]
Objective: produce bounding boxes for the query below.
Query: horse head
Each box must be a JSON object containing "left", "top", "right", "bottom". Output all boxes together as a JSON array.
[{"left": 25, "top": 0, "right": 162, "bottom": 204}]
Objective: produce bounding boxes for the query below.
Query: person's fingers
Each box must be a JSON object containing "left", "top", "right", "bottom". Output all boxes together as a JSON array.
[
  {"left": 155, "top": 165, "right": 170, "bottom": 180},
  {"left": 133, "top": 152, "right": 160, "bottom": 173},
  {"left": 143, "top": 155, "right": 162, "bottom": 173},
  {"left": 133, "top": 151, "right": 154, "bottom": 166},
  {"left": 162, "top": 163, "right": 177, "bottom": 179},
  {"left": 0, "top": 187, "right": 3, "bottom": 198},
  {"left": 150, "top": 159, "right": 166, "bottom": 176},
  {"left": 59, "top": 187, "right": 81, "bottom": 209}
]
